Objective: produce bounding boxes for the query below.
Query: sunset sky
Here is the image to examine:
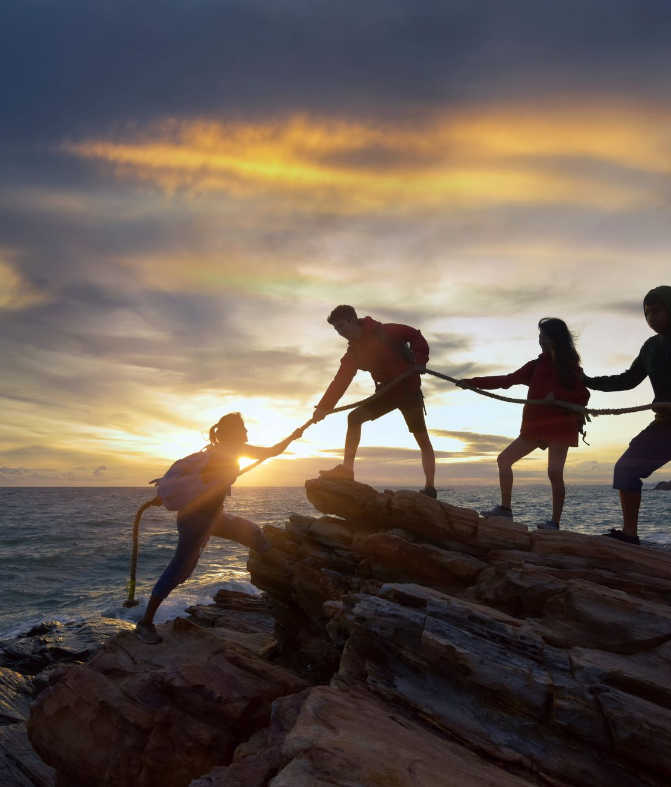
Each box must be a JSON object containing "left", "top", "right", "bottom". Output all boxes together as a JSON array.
[{"left": 1, "top": 0, "right": 670, "bottom": 487}]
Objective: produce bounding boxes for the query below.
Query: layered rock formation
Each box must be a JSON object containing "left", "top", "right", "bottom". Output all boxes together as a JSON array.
[
  {"left": 29, "top": 480, "right": 671, "bottom": 786},
  {"left": 1, "top": 617, "right": 133, "bottom": 787}
]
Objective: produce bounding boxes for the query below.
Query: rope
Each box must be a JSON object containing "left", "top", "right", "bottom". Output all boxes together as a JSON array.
[
  {"left": 123, "top": 496, "right": 162, "bottom": 608},
  {"left": 232, "top": 370, "right": 420, "bottom": 478},
  {"left": 420, "top": 367, "right": 670, "bottom": 418},
  {"left": 125, "top": 365, "right": 669, "bottom": 606}
]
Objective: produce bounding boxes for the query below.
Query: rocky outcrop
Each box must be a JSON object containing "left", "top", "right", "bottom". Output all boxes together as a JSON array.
[
  {"left": 28, "top": 615, "right": 308, "bottom": 787},
  {"left": 0, "top": 617, "right": 133, "bottom": 787},
  {"left": 193, "top": 684, "right": 539, "bottom": 787},
  {"left": 248, "top": 480, "right": 671, "bottom": 787},
  {"left": 28, "top": 479, "right": 671, "bottom": 786},
  {"left": 653, "top": 480, "right": 671, "bottom": 490},
  {"left": 0, "top": 666, "right": 55, "bottom": 787}
]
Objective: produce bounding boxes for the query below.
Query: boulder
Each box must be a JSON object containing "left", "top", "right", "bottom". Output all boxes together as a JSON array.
[
  {"left": 28, "top": 618, "right": 308, "bottom": 787},
  {"left": 195, "top": 685, "right": 538, "bottom": 787},
  {"left": 186, "top": 588, "right": 275, "bottom": 651}
]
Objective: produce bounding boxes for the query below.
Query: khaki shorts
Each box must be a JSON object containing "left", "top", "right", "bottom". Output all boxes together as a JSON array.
[{"left": 356, "top": 389, "right": 427, "bottom": 434}]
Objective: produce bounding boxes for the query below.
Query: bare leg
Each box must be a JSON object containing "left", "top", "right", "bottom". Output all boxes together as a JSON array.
[
  {"left": 140, "top": 593, "right": 162, "bottom": 627},
  {"left": 547, "top": 443, "right": 569, "bottom": 523},
  {"left": 497, "top": 437, "right": 539, "bottom": 509},
  {"left": 414, "top": 430, "right": 436, "bottom": 488},
  {"left": 343, "top": 409, "right": 373, "bottom": 471},
  {"left": 619, "top": 490, "right": 641, "bottom": 537}
]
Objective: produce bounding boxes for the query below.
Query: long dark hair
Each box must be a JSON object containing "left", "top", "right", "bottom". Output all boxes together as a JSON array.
[{"left": 538, "top": 318, "right": 581, "bottom": 385}]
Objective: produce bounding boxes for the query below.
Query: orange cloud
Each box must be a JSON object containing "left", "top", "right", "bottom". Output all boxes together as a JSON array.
[
  {"left": 0, "top": 257, "right": 51, "bottom": 311},
  {"left": 64, "top": 106, "right": 669, "bottom": 214}
]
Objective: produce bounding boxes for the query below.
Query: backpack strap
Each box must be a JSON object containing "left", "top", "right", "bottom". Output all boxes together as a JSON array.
[
  {"left": 374, "top": 326, "right": 416, "bottom": 365},
  {"left": 374, "top": 327, "right": 425, "bottom": 411}
]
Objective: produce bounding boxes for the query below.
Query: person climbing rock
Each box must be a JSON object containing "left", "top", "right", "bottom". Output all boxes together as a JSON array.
[
  {"left": 135, "top": 413, "right": 300, "bottom": 644},
  {"left": 584, "top": 286, "right": 671, "bottom": 545},
  {"left": 458, "top": 318, "right": 589, "bottom": 531},
  {"left": 313, "top": 305, "right": 437, "bottom": 497}
]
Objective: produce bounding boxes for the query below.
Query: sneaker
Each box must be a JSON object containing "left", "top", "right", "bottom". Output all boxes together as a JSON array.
[
  {"left": 419, "top": 486, "right": 437, "bottom": 499},
  {"left": 319, "top": 464, "right": 355, "bottom": 481},
  {"left": 537, "top": 520, "right": 560, "bottom": 531},
  {"left": 480, "top": 505, "right": 513, "bottom": 519},
  {"left": 134, "top": 622, "right": 163, "bottom": 645},
  {"left": 603, "top": 528, "right": 640, "bottom": 546}
]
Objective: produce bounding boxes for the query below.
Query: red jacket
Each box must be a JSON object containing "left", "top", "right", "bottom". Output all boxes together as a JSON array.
[
  {"left": 317, "top": 317, "right": 429, "bottom": 411},
  {"left": 462, "top": 353, "right": 590, "bottom": 446}
]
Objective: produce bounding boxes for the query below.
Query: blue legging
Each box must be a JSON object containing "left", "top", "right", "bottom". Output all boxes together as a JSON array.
[{"left": 152, "top": 509, "right": 270, "bottom": 600}]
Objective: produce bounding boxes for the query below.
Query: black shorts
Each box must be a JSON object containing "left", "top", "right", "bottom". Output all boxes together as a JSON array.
[{"left": 356, "top": 389, "right": 427, "bottom": 434}]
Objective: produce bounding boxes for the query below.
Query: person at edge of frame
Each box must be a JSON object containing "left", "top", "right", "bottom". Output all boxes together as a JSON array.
[{"left": 584, "top": 285, "right": 671, "bottom": 545}]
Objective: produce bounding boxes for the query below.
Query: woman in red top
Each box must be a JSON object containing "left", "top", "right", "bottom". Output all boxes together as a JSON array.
[{"left": 459, "top": 318, "right": 589, "bottom": 530}]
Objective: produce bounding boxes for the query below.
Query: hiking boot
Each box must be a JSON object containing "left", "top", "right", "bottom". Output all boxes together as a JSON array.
[
  {"left": 134, "top": 622, "right": 163, "bottom": 645},
  {"left": 419, "top": 486, "right": 438, "bottom": 499},
  {"left": 480, "top": 505, "right": 513, "bottom": 519},
  {"left": 319, "top": 464, "right": 354, "bottom": 481},
  {"left": 536, "top": 520, "right": 560, "bottom": 531},
  {"left": 603, "top": 528, "right": 640, "bottom": 546}
]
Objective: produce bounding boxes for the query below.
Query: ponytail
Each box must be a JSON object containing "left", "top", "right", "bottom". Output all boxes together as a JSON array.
[{"left": 209, "top": 412, "right": 245, "bottom": 446}]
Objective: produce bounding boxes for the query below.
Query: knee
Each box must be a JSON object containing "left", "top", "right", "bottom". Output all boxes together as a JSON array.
[
  {"left": 347, "top": 410, "right": 366, "bottom": 428},
  {"left": 613, "top": 456, "right": 642, "bottom": 492},
  {"left": 497, "top": 453, "right": 511, "bottom": 471},
  {"left": 414, "top": 429, "right": 432, "bottom": 448},
  {"left": 547, "top": 469, "right": 564, "bottom": 485}
]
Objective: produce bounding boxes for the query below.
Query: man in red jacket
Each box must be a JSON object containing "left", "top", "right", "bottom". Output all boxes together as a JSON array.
[{"left": 313, "top": 305, "right": 437, "bottom": 497}]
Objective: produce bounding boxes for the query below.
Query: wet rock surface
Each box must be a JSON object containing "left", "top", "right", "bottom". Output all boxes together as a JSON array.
[
  {"left": 1, "top": 617, "right": 134, "bottom": 787},
  {"left": 0, "top": 667, "right": 55, "bottom": 786},
  {"left": 0, "top": 617, "right": 134, "bottom": 677},
  {"left": 28, "top": 478, "right": 671, "bottom": 786}
]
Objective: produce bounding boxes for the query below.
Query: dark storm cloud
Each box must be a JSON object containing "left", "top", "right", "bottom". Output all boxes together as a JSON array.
[{"left": 2, "top": 0, "right": 671, "bottom": 146}]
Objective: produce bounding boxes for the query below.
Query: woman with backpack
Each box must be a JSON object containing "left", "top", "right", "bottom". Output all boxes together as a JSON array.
[
  {"left": 457, "top": 318, "right": 589, "bottom": 531},
  {"left": 135, "top": 413, "right": 301, "bottom": 644}
]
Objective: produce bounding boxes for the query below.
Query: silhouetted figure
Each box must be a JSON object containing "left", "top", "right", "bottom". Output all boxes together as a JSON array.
[
  {"left": 459, "top": 318, "right": 589, "bottom": 530},
  {"left": 313, "top": 305, "right": 436, "bottom": 497},
  {"left": 584, "top": 286, "right": 671, "bottom": 545},
  {"left": 135, "top": 413, "right": 299, "bottom": 644}
]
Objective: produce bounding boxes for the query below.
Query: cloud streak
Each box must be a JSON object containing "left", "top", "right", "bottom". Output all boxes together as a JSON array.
[{"left": 64, "top": 108, "right": 670, "bottom": 215}]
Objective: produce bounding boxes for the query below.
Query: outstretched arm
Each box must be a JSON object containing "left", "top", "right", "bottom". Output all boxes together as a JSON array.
[
  {"left": 460, "top": 360, "right": 536, "bottom": 390},
  {"left": 243, "top": 430, "right": 302, "bottom": 461},
  {"left": 584, "top": 353, "right": 647, "bottom": 392},
  {"left": 315, "top": 351, "right": 358, "bottom": 414}
]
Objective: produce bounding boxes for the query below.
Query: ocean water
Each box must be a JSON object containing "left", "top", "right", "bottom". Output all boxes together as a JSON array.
[{"left": 0, "top": 484, "right": 670, "bottom": 639}]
